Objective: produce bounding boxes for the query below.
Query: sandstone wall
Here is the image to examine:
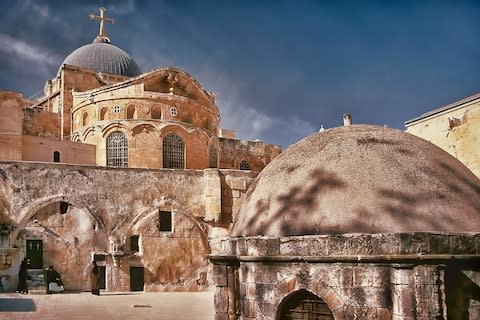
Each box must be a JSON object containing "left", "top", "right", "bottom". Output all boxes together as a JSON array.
[
  {"left": 219, "top": 138, "right": 281, "bottom": 172},
  {"left": 21, "top": 136, "right": 96, "bottom": 165},
  {"left": 406, "top": 101, "right": 480, "bottom": 178},
  {"left": 0, "top": 91, "right": 24, "bottom": 161},
  {"left": 0, "top": 162, "right": 256, "bottom": 292}
]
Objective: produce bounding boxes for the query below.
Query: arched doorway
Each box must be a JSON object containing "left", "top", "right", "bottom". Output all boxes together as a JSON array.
[{"left": 276, "top": 289, "right": 334, "bottom": 320}]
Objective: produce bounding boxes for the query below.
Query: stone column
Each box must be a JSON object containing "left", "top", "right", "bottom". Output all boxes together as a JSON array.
[
  {"left": 391, "top": 264, "right": 415, "bottom": 320},
  {"left": 413, "top": 265, "right": 447, "bottom": 320},
  {"left": 213, "top": 262, "right": 239, "bottom": 320}
]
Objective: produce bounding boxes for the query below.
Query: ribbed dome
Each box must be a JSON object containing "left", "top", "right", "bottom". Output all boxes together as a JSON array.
[
  {"left": 232, "top": 125, "right": 480, "bottom": 236},
  {"left": 61, "top": 42, "right": 141, "bottom": 77}
]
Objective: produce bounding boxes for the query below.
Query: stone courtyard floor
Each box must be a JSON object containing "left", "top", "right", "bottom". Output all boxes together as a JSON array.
[{"left": 0, "top": 291, "right": 214, "bottom": 319}]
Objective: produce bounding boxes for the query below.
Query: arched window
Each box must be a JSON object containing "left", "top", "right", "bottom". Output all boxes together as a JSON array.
[
  {"left": 127, "top": 105, "right": 136, "bottom": 119},
  {"left": 151, "top": 105, "right": 161, "bottom": 119},
  {"left": 208, "top": 145, "right": 218, "bottom": 168},
  {"left": 106, "top": 131, "right": 128, "bottom": 167},
  {"left": 240, "top": 160, "right": 250, "bottom": 170},
  {"left": 163, "top": 133, "right": 184, "bottom": 169},
  {"left": 99, "top": 107, "right": 108, "bottom": 121},
  {"left": 53, "top": 151, "right": 60, "bottom": 163},
  {"left": 276, "top": 289, "right": 333, "bottom": 320},
  {"left": 82, "top": 112, "right": 88, "bottom": 126}
]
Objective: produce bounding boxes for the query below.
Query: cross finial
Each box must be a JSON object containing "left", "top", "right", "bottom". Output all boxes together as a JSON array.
[{"left": 89, "top": 7, "right": 115, "bottom": 43}]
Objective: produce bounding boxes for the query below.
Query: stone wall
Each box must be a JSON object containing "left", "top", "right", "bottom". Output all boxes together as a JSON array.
[
  {"left": 0, "top": 91, "right": 24, "bottom": 161},
  {"left": 406, "top": 99, "right": 480, "bottom": 178},
  {"left": 219, "top": 138, "right": 281, "bottom": 172},
  {"left": 209, "top": 233, "right": 480, "bottom": 319},
  {"left": 0, "top": 162, "right": 257, "bottom": 292}
]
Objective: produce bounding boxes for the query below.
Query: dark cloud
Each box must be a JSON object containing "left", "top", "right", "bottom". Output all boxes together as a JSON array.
[{"left": 2, "top": 0, "right": 480, "bottom": 147}]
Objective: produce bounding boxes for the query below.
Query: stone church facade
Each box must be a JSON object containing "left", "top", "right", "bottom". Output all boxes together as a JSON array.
[{"left": 0, "top": 8, "right": 279, "bottom": 293}]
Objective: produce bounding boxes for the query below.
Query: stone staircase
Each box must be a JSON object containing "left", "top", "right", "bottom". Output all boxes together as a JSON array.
[{"left": 27, "top": 269, "right": 46, "bottom": 294}]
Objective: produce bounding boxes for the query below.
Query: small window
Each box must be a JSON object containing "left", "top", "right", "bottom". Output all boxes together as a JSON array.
[
  {"left": 240, "top": 160, "right": 250, "bottom": 170},
  {"left": 94, "top": 254, "right": 106, "bottom": 262},
  {"left": 82, "top": 112, "right": 88, "bottom": 126},
  {"left": 59, "top": 201, "right": 69, "bottom": 214},
  {"left": 53, "top": 151, "right": 60, "bottom": 163},
  {"left": 169, "top": 106, "right": 178, "bottom": 117},
  {"left": 100, "top": 107, "right": 108, "bottom": 120},
  {"left": 113, "top": 105, "right": 121, "bottom": 114},
  {"left": 151, "top": 105, "right": 161, "bottom": 119},
  {"left": 127, "top": 105, "right": 136, "bottom": 119},
  {"left": 158, "top": 211, "right": 172, "bottom": 232},
  {"left": 130, "top": 235, "right": 139, "bottom": 253},
  {"left": 208, "top": 145, "right": 218, "bottom": 168}
]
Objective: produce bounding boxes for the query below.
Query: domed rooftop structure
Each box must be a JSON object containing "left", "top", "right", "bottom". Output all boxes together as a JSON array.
[
  {"left": 61, "top": 42, "right": 142, "bottom": 77},
  {"left": 233, "top": 125, "right": 480, "bottom": 236},
  {"left": 59, "top": 7, "right": 141, "bottom": 77}
]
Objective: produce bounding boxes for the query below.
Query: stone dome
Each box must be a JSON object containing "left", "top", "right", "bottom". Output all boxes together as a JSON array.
[
  {"left": 61, "top": 42, "right": 142, "bottom": 77},
  {"left": 232, "top": 125, "right": 480, "bottom": 236}
]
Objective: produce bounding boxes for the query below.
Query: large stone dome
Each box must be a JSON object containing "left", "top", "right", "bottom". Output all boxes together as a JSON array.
[
  {"left": 232, "top": 125, "right": 480, "bottom": 236},
  {"left": 61, "top": 42, "right": 142, "bottom": 77}
]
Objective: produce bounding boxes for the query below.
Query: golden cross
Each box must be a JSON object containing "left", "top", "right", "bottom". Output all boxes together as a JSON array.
[{"left": 89, "top": 7, "right": 115, "bottom": 37}]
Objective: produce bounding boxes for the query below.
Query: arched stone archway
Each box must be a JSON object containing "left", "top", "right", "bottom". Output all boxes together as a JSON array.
[{"left": 276, "top": 289, "right": 334, "bottom": 320}]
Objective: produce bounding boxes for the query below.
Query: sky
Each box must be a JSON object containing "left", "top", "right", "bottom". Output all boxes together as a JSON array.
[{"left": 1, "top": 0, "right": 480, "bottom": 148}]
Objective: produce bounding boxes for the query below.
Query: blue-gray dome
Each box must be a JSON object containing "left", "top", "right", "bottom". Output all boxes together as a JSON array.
[{"left": 61, "top": 42, "right": 142, "bottom": 77}]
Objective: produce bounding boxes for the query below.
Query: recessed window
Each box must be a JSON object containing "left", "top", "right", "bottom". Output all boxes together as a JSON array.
[
  {"left": 130, "top": 235, "right": 139, "bottom": 253},
  {"left": 59, "top": 201, "right": 69, "bottom": 214},
  {"left": 158, "top": 211, "right": 172, "bottom": 232},
  {"left": 208, "top": 145, "right": 217, "bottom": 168},
  {"left": 53, "top": 151, "right": 60, "bottom": 163},
  {"left": 240, "top": 160, "right": 250, "bottom": 170},
  {"left": 113, "top": 105, "right": 121, "bottom": 114},
  {"left": 106, "top": 131, "right": 128, "bottom": 168},
  {"left": 169, "top": 106, "right": 178, "bottom": 117},
  {"left": 163, "top": 133, "right": 184, "bottom": 169},
  {"left": 94, "top": 254, "right": 106, "bottom": 262}
]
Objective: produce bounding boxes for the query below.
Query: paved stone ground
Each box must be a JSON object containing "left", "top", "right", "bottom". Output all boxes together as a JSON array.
[{"left": 0, "top": 291, "right": 214, "bottom": 320}]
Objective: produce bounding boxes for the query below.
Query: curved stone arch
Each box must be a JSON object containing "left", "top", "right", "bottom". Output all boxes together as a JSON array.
[
  {"left": 131, "top": 123, "right": 158, "bottom": 136},
  {"left": 158, "top": 125, "right": 191, "bottom": 146},
  {"left": 81, "top": 125, "right": 102, "bottom": 141},
  {"left": 126, "top": 103, "right": 137, "bottom": 120},
  {"left": 126, "top": 205, "right": 210, "bottom": 254},
  {"left": 71, "top": 131, "right": 81, "bottom": 142},
  {"left": 101, "top": 122, "right": 133, "bottom": 138},
  {"left": 12, "top": 194, "right": 104, "bottom": 241},
  {"left": 99, "top": 106, "right": 109, "bottom": 121},
  {"left": 275, "top": 287, "right": 344, "bottom": 320},
  {"left": 150, "top": 104, "right": 163, "bottom": 120}
]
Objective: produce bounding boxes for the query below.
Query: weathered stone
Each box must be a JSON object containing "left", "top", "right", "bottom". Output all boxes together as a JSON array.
[{"left": 214, "top": 287, "right": 229, "bottom": 313}]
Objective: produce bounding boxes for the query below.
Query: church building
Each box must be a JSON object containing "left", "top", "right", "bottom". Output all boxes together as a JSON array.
[{"left": 0, "top": 8, "right": 279, "bottom": 293}]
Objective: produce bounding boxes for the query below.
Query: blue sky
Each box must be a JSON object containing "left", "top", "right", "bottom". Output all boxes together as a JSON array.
[{"left": 1, "top": 0, "right": 480, "bottom": 148}]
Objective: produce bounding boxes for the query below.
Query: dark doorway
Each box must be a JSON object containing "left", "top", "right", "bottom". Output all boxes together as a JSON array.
[
  {"left": 99, "top": 266, "right": 106, "bottom": 290},
  {"left": 277, "top": 289, "right": 334, "bottom": 320},
  {"left": 130, "top": 267, "right": 144, "bottom": 291},
  {"left": 53, "top": 151, "right": 60, "bottom": 163},
  {"left": 26, "top": 240, "right": 43, "bottom": 269}
]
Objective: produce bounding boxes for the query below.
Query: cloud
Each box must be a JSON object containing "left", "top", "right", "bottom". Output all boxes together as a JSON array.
[{"left": 0, "top": 33, "right": 60, "bottom": 66}]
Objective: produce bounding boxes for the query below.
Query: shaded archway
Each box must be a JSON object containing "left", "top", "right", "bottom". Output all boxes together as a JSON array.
[{"left": 276, "top": 289, "right": 334, "bottom": 320}]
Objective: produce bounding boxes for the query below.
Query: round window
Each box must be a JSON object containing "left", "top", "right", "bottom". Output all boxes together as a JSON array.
[
  {"left": 113, "top": 105, "right": 121, "bottom": 114},
  {"left": 169, "top": 106, "right": 178, "bottom": 117}
]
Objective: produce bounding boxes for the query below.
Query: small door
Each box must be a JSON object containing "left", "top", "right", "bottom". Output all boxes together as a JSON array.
[
  {"left": 130, "top": 267, "right": 144, "bottom": 291},
  {"left": 99, "top": 266, "right": 106, "bottom": 290},
  {"left": 26, "top": 240, "right": 43, "bottom": 269}
]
